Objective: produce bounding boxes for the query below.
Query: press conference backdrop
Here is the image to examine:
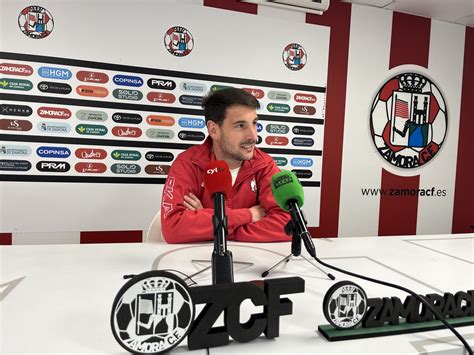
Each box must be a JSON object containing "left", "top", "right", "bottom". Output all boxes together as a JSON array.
[{"left": 0, "top": 0, "right": 472, "bottom": 245}]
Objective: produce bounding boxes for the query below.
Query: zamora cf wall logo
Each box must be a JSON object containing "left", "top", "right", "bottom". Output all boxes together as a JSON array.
[
  {"left": 370, "top": 72, "right": 447, "bottom": 169},
  {"left": 18, "top": 6, "right": 54, "bottom": 39},
  {"left": 164, "top": 26, "right": 194, "bottom": 57}
]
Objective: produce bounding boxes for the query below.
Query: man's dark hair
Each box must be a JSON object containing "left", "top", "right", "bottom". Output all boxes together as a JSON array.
[{"left": 201, "top": 88, "right": 260, "bottom": 124}]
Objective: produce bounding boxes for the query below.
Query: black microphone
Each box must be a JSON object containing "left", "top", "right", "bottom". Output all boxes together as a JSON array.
[{"left": 203, "top": 160, "right": 234, "bottom": 284}]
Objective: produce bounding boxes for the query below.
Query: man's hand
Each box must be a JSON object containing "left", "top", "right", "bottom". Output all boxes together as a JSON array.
[
  {"left": 183, "top": 193, "right": 203, "bottom": 211},
  {"left": 249, "top": 205, "right": 266, "bottom": 223}
]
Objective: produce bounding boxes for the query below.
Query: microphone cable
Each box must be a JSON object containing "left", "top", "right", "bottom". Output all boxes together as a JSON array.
[{"left": 304, "top": 232, "right": 473, "bottom": 355}]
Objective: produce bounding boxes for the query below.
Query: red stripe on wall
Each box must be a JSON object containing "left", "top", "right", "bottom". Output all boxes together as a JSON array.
[
  {"left": 379, "top": 12, "right": 431, "bottom": 236},
  {"left": 306, "top": 1, "right": 352, "bottom": 238},
  {"left": 80, "top": 230, "right": 143, "bottom": 244},
  {"left": 203, "top": 0, "right": 258, "bottom": 14},
  {"left": 0, "top": 233, "right": 13, "bottom": 245},
  {"left": 452, "top": 26, "right": 474, "bottom": 234}
]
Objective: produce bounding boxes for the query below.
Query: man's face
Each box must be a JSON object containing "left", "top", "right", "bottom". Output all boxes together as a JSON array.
[{"left": 208, "top": 105, "right": 258, "bottom": 169}]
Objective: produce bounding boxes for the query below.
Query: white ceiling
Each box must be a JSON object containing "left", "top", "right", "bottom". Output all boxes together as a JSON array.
[{"left": 341, "top": 0, "right": 474, "bottom": 27}]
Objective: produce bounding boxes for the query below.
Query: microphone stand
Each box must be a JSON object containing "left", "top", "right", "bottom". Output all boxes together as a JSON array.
[{"left": 261, "top": 212, "right": 335, "bottom": 280}]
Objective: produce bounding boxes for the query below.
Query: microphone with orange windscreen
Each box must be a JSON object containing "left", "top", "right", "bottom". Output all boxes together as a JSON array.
[{"left": 203, "top": 160, "right": 234, "bottom": 284}]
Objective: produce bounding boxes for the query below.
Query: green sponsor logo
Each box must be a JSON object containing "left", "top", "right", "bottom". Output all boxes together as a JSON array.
[
  {"left": 111, "top": 163, "right": 141, "bottom": 174},
  {"left": 210, "top": 84, "right": 232, "bottom": 92},
  {"left": 268, "top": 91, "right": 291, "bottom": 101},
  {"left": 267, "top": 103, "right": 290, "bottom": 113},
  {"left": 76, "top": 110, "right": 108, "bottom": 122},
  {"left": 75, "top": 124, "right": 108, "bottom": 136},
  {"left": 0, "top": 78, "right": 33, "bottom": 91},
  {"left": 274, "top": 174, "right": 293, "bottom": 188},
  {"left": 266, "top": 124, "right": 290, "bottom": 134},
  {"left": 272, "top": 157, "right": 288, "bottom": 166},
  {"left": 146, "top": 128, "right": 175, "bottom": 139},
  {"left": 111, "top": 150, "right": 141, "bottom": 161}
]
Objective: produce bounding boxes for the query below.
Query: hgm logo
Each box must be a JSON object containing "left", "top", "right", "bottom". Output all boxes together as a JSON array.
[
  {"left": 291, "top": 157, "right": 313, "bottom": 168},
  {"left": 36, "top": 146, "right": 71, "bottom": 158},
  {"left": 38, "top": 66, "right": 72, "bottom": 80},
  {"left": 36, "top": 161, "right": 70, "bottom": 172},
  {"left": 178, "top": 118, "right": 205, "bottom": 129}
]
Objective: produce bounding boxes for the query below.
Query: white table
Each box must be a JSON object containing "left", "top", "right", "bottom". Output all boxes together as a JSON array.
[{"left": 1, "top": 234, "right": 473, "bottom": 354}]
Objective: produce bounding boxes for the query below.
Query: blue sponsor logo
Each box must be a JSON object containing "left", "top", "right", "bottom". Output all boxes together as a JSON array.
[
  {"left": 113, "top": 74, "right": 144, "bottom": 87},
  {"left": 178, "top": 117, "right": 205, "bottom": 129},
  {"left": 38, "top": 66, "right": 72, "bottom": 80},
  {"left": 257, "top": 122, "right": 263, "bottom": 132},
  {"left": 291, "top": 157, "right": 313, "bottom": 167},
  {"left": 36, "top": 146, "right": 71, "bottom": 158}
]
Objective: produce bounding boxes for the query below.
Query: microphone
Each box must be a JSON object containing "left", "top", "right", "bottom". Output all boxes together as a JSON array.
[
  {"left": 203, "top": 160, "right": 234, "bottom": 284},
  {"left": 271, "top": 170, "right": 316, "bottom": 258}
]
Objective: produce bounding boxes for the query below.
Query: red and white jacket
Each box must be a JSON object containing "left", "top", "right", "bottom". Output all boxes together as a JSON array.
[{"left": 161, "top": 137, "right": 291, "bottom": 243}]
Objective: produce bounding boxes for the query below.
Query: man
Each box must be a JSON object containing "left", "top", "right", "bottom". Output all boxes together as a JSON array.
[{"left": 160, "top": 88, "right": 291, "bottom": 243}]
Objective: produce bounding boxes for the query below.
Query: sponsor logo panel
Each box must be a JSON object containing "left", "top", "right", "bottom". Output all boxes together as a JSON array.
[
  {"left": 75, "top": 148, "right": 107, "bottom": 160},
  {"left": 111, "top": 150, "right": 141, "bottom": 161},
  {"left": 75, "top": 162, "right": 107, "bottom": 173},
  {"left": 291, "top": 157, "right": 313, "bottom": 167},
  {"left": 0, "top": 104, "right": 32, "bottom": 117},
  {"left": 179, "top": 95, "right": 203, "bottom": 106},
  {"left": 76, "top": 70, "right": 109, "bottom": 83},
  {"left": 267, "top": 103, "right": 290, "bottom": 113},
  {"left": 113, "top": 89, "right": 143, "bottom": 101},
  {"left": 38, "top": 66, "right": 72, "bottom": 80},
  {"left": 0, "top": 159, "right": 31, "bottom": 171},
  {"left": 211, "top": 85, "right": 232, "bottom": 92},
  {"left": 243, "top": 88, "right": 264, "bottom": 99},
  {"left": 146, "top": 129, "right": 174, "bottom": 139},
  {"left": 268, "top": 90, "right": 291, "bottom": 101},
  {"left": 146, "top": 115, "right": 175, "bottom": 126},
  {"left": 292, "top": 169, "right": 313, "bottom": 179},
  {"left": 256, "top": 135, "right": 262, "bottom": 145},
  {"left": 36, "top": 161, "right": 70, "bottom": 172},
  {"left": 76, "top": 110, "right": 108, "bottom": 122},
  {"left": 76, "top": 85, "right": 108, "bottom": 98},
  {"left": 37, "top": 106, "right": 72, "bottom": 119},
  {"left": 38, "top": 81, "right": 72, "bottom": 94},
  {"left": 293, "top": 105, "right": 316, "bottom": 115},
  {"left": 272, "top": 157, "right": 288, "bottom": 166},
  {"left": 145, "top": 151, "right": 174, "bottom": 162},
  {"left": 147, "top": 92, "right": 176, "bottom": 103},
  {"left": 0, "top": 119, "right": 33, "bottom": 131},
  {"left": 112, "top": 112, "right": 142, "bottom": 124},
  {"left": 147, "top": 78, "right": 176, "bottom": 90},
  {"left": 76, "top": 124, "right": 107, "bottom": 136},
  {"left": 36, "top": 146, "right": 71, "bottom": 158},
  {"left": 112, "top": 126, "right": 142, "bottom": 138},
  {"left": 0, "top": 63, "right": 33, "bottom": 76},
  {"left": 0, "top": 78, "right": 33, "bottom": 91},
  {"left": 111, "top": 163, "right": 141, "bottom": 174},
  {"left": 292, "top": 137, "right": 314, "bottom": 147},
  {"left": 38, "top": 121, "right": 71, "bottom": 134},
  {"left": 292, "top": 125, "right": 315, "bottom": 135},
  {"left": 113, "top": 75, "right": 143, "bottom": 87},
  {"left": 180, "top": 81, "right": 206, "bottom": 93},
  {"left": 0, "top": 144, "right": 31, "bottom": 157},
  {"left": 178, "top": 130, "right": 205, "bottom": 141},
  {"left": 265, "top": 136, "right": 289, "bottom": 146},
  {"left": 256, "top": 122, "right": 263, "bottom": 133},
  {"left": 265, "top": 124, "right": 289, "bottom": 134},
  {"left": 178, "top": 117, "right": 205, "bottom": 129},
  {"left": 145, "top": 164, "right": 171, "bottom": 175},
  {"left": 294, "top": 93, "right": 317, "bottom": 103}
]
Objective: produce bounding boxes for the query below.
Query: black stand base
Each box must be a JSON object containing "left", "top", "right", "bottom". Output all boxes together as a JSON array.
[{"left": 261, "top": 253, "right": 335, "bottom": 280}]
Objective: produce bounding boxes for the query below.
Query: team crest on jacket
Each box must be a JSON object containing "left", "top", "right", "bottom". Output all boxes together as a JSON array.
[
  {"left": 164, "top": 26, "right": 194, "bottom": 57},
  {"left": 282, "top": 43, "right": 306, "bottom": 71},
  {"left": 18, "top": 6, "right": 54, "bottom": 39},
  {"left": 111, "top": 271, "right": 194, "bottom": 354},
  {"left": 250, "top": 178, "right": 257, "bottom": 193},
  {"left": 370, "top": 72, "right": 447, "bottom": 169}
]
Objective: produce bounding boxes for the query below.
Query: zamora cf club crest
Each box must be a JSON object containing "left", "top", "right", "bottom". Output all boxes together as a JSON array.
[{"left": 370, "top": 72, "right": 448, "bottom": 169}]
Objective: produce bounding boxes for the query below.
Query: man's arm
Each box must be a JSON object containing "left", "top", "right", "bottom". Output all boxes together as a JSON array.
[
  {"left": 233, "top": 164, "right": 292, "bottom": 243},
  {"left": 161, "top": 158, "right": 254, "bottom": 243}
]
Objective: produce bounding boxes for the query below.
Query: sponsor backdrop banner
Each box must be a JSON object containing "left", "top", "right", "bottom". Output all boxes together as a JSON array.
[{"left": 0, "top": 0, "right": 329, "bottom": 240}]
